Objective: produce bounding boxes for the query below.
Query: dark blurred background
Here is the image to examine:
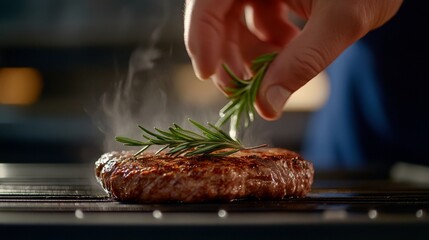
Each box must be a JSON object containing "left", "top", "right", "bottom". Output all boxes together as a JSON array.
[{"left": 0, "top": 0, "right": 327, "bottom": 164}]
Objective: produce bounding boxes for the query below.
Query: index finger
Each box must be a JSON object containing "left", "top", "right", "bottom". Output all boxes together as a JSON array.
[{"left": 184, "top": 0, "right": 235, "bottom": 80}]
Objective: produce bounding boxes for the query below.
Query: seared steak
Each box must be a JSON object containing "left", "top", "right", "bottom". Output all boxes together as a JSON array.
[{"left": 95, "top": 148, "right": 314, "bottom": 203}]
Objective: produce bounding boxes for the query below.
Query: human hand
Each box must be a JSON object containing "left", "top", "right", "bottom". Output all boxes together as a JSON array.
[{"left": 184, "top": 0, "right": 402, "bottom": 120}]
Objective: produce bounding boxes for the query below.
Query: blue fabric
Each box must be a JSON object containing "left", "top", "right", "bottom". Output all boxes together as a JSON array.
[
  {"left": 301, "top": 1, "right": 429, "bottom": 170},
  {"left": 302, "top": 42, "right": 389, "bottom": 170}
]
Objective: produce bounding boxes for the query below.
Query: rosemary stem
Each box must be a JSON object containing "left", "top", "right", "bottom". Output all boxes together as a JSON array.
[
  {"left": 243, "top": 144, "right": 268, "bottom": 150},
  {"left": 116, "top": 53, "right": 277, "bottom": 157}
]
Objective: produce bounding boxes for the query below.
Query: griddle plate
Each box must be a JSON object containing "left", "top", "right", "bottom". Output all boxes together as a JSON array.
[
  {"left": 1, "top": 164, "right": 429, "bottom": 214},
  {"left": 2, "top": 164, "right": 429, "bottom": 240}
]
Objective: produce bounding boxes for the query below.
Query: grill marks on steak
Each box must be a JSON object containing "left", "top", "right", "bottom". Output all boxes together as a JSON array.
[{"left": 95, "top": 148, "right": 314, "bottom": 203}]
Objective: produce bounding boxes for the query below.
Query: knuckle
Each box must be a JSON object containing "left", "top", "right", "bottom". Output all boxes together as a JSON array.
[
  {"left": 337, "top": 3, "right": 371, "bottom": 38},
  {"left": 186, "top": 11, "right": 224, "bottom": 56},
  {"left": 288, "top": 46, "right": 326, "bottom": 89},
  {"left": 199, "top": 11, "right": 224, "bottom": 36},
  {"left": 345, "top": 11, "right": 369, "bottom": 38}
]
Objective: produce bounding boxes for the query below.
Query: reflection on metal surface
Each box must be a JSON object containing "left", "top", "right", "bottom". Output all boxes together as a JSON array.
[
  {"left": 217, "top": 209, "right": 228, "bottom": 218},
  {"left": 323, "top": 210, "right": 347, "bottom": 220},
  {"left": 0, "top": 164, "right": 7, "bottom": 178},
  {"left": 390, "top": 162, "right": 429, "bottom": 185},
  {"left": 416, "top": 209, "right": 424, "bottom": 218},
  {"left": 75, "top": 209, "right": 84, "bottom": 219},
  {"left": 368, "top": 209, "right": 378, "bottom": 219},
  {"left": 153, "top": 210, "right": 163, "bottom": 219}
]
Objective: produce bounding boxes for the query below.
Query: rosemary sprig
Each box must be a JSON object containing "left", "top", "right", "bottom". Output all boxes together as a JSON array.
[
  {"left": 116, "top": 118, "right": 266, "bottom": 157},
  {"left": 216, "top": 52, "right": 277, "bottom": 139},
  {"left": 116, "top": 53, "right": 276, "bottom": 157}
]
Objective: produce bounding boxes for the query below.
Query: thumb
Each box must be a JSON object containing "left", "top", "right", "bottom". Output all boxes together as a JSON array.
[{"left": 255, "top": 4, "right": 369, "bottom": 120}]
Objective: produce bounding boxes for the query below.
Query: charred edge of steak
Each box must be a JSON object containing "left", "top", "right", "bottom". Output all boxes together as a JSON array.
[{"left": 95, "top": 148, "right": 314, "bottom": 203}]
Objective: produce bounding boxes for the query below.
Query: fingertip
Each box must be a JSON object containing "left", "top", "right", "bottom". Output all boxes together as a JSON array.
[
  {"left": 190, "top": 58, "right": 212, "bottom": 80},
  {"left": 255, "top": 84, "right": 291, "bottom": 121},
  {"left": 184, "top": 0, "right": 234, "bottom": 81},
  {"left": 255, "top": 101, "right": 279, "bottom": 121},
  {"left": 212, "top": 79, "right": 230, "bottom": 97},
  {"left": 186, "top": 37, "right": 219, "bottom": 80}
]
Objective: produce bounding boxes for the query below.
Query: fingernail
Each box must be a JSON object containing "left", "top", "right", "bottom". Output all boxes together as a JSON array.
[
  {"left": 191, "top": 59, "right": 205, "bottom": 80},
  {"left": 266, "top": 86, "right": 291, "bottom": 115}
]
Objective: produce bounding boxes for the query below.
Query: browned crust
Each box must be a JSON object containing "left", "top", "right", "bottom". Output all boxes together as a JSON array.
[{"left": 95, "top": 148, "right": 314, "bottom": 203}]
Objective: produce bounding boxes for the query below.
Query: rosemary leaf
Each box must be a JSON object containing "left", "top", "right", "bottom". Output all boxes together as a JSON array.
[
  {"left": 155, "top": 145, "right": 169, "bottom": 155},
  {"left": 154, "top": 127, "right": 177, "bottom": 139},
  {"left": 134, "top": 145, "right": 150, "bottom": 156},
  {"left": 115, "top": 137, "right": 146, "bottom": 146},
  {"left": 185, "top": 143, "right": 224, "bottom": 156},
  {"left": 222, "top": 64, "right": 248, "bottom": 85},
  {"left": 217, "top": 52, "right": 277, "bottom": 138},
  {"left": 115, "top": 118, "right": 265, "bottom": 157},
  {"left": 115, "top": 53, "right": 276, "bottom": 157},
  {"left": 139, "top": 125, "right": 168, "bottom": 141}
]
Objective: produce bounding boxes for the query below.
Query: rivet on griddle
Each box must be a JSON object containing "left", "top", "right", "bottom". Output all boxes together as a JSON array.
[
  {"left": 368, "top": 209, "right": 378, "bottom": 219},
  {"left": 218, "top": 209, "right": 228, "bottom": 218},
  {"left": 416, "top": 209, "right": 424, "bottom": 218},
  {"left": 153, "top": 210, "right": 163, "bottom": 219},
  {"left": 75, "top": 209, "right": 84, "bottom": 219},
  {"left": 322, "top": 210, "right": 347, "bottom": 220}
]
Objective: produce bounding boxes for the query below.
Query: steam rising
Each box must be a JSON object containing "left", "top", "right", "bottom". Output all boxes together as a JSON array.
[
  {"left": 93, "top": 44, "right": 270, "bottom": 152},
  {"left": 93, "top": 1, "right": 178, "bottom": 151},
  {"left": 91, "top": 1, "right": 271, "bottom": 153},
  {"left": 98, "top": 47, "right": 165, "bottom": 151},
  {"left": 95, "top": 44, "right": 223, "bottom": 152}
]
